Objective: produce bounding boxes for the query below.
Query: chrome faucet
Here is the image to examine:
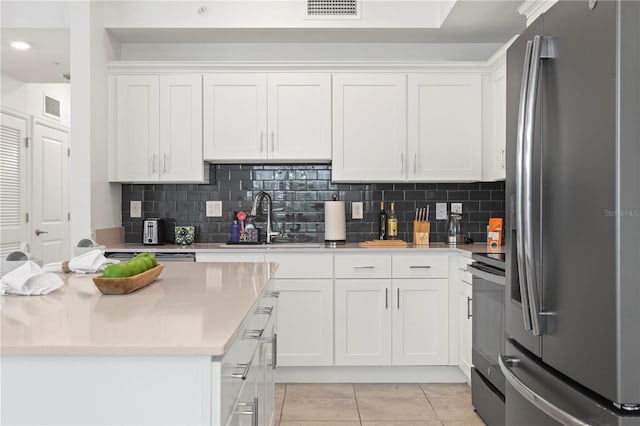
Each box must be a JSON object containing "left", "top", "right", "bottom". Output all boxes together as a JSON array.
[{"left": 250, "top": 191, "right": 280, "bottom": 244}]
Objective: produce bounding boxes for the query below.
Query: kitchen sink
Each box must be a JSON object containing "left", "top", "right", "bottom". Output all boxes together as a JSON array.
[{"left": 221, "top": 242, "right": 323, "bottom": 249}]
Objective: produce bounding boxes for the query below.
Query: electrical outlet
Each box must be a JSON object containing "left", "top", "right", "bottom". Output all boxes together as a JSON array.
[
  {"left": 352, "top": 202, "right": 363, "bottom": 220},
  {"left": 436, "top": 203, "right": 448, "bottom": 220},
  {"left": 130, "top": 201, "right": 142, "bottom": 218},
  {"left": 451, "top": 203, "right": 463, "bottom": 214},
  {"left": 206, "top": 201, "right": 222, "bottom": 217}
]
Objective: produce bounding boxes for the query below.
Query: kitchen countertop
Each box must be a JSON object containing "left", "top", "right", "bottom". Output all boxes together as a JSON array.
[
  {"left": 104, "top": 242, "right": 505, "bottom": 256},
  {"left": 1, "top": 262, "right": 276, "bottom": 356}
]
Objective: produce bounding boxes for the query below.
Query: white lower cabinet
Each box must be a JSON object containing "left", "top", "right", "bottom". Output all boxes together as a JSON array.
[
  {"left": 334, "top": 253, "right": 449, "bottom": 366},
  {"left": 457, "top": 254, "right": 474, "bottom": 381},
  {"left": 334, "top": 279, "right": 392, "bottom": 365},
  {"left": 392, "top": 279, "right": 449, "bottom": 365},
  {"left": 267, "top": 254, "right": 334, "bottom": 366}
]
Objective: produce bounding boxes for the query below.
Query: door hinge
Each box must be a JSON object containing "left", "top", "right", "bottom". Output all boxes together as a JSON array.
[
  {"left": 68, "top": 212, "right": 71, "bottom": 221},
  {"left": 25, "top": 137, "right": 31, "bottom": 148},
  {"left": 67, "top": 148, "right": 70, "bottom": 157},
  {"left": 26, "top": 212, "right": 29, "bottom": 223}
]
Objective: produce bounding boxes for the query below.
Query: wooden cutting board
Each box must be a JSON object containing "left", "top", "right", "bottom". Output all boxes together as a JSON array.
[{"left": 358, "top": 240, "right": 408, "bottom": 248}]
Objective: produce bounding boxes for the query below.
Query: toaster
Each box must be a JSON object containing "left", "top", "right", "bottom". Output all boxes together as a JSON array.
[{"left": 143, "top": 218, "right": 166, "bottom": 245}]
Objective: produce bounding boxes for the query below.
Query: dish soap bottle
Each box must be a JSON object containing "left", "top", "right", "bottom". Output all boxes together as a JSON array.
[{"left": 229, "top": 213, "right": 241, "bottom": 242}]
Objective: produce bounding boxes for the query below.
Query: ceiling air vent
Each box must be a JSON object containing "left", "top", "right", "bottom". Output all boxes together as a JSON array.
[
  {"left": 43, "top": 94, "right": 61, "bottom": 120},
  {"left": 307, "top": 0, "right": 359, "bottom": 18}
]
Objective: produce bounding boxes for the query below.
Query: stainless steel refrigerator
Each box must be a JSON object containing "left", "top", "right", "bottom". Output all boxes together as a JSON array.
[{"left": 502, "top": 0, "right": 640, "bottom": 424}]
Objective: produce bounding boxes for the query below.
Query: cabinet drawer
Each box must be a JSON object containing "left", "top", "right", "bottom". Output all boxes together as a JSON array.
[
  {"left": 224, "top": 345, "right": 260, "bottom": 426},
  {"left": 458, "top": 255, "right": 473, "bottom": 284},
  {"left": 196, "top": 253, "right": 265, "bottom": 263},
  {"left": 392, "top": 254, "right": 449, "bottom": 278},
  {"left": 335, "top": 254, "right": 391, "bottom": 279},
  {"left": 220, "top": 311, "right": 262, "bottom": 421},
  {"left": 265, "top": 254, "right": 333, "bottom": 279}
]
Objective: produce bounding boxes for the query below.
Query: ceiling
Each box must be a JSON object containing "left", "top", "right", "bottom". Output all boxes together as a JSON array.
[{"left": 1, "top": 1, "right": 525, "bottom": 83}]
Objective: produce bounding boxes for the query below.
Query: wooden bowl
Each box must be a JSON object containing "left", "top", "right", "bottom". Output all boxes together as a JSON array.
[{"left": 92, "top": 264, "right": 164, "bottom": 295}]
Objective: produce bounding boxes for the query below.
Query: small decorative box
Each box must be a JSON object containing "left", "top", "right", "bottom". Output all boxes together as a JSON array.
[{"left": 175, "top": 226, "right": 195, "bottom": 245}]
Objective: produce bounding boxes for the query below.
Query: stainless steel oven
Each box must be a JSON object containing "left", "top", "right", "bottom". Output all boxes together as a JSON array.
[{"left": 469, "top": 252, "right": 506, "bottom": 426}]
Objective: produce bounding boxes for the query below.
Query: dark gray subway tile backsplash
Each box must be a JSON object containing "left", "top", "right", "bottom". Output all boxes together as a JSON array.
[{"left": 121, "top": 164, "right": 505, "bottom": 244}]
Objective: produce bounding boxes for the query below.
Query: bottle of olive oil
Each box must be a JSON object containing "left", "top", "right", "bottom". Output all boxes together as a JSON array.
[
  {"left": 387, "top": 202, "right": 398, "bottom": 240},
  {"left": 377, "top": 201, "right": 388, "bottom": 240}
]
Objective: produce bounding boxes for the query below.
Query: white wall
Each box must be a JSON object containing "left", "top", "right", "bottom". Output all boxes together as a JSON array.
[
  {"left": 1, "top": 73, "right": 71, "bottom": 127},
  {"left": 70, "top": 1, "right": 122, "bottom": 246}
]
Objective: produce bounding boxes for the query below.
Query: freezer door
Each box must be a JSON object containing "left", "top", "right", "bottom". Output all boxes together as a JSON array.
[
  {"left": 503, "top": 340, "right": 640, "bottom": 426},
  {"left": 505, "top": 15, "right": 543, "bottom": 357},
  {"left": 539, "top": 0, "right": 623, "bottom": 404}
]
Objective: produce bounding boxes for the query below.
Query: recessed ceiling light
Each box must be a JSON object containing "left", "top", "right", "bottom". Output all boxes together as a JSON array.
[{"left": 10, "top": 41, "right": 31, "bottom": 50}]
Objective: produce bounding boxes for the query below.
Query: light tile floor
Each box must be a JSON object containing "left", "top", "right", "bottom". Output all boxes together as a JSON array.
[{"left": 275, "top": 383, "right": 486, "bottom": 426}]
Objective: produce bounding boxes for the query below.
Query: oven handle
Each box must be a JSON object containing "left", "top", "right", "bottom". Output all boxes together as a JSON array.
[{"left": 467, "top": 265, "right": 506, "bottom": 286}]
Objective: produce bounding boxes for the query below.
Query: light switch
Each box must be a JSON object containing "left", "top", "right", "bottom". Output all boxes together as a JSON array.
[
  {"left": 130, "top": 201, "right": 142, "bottom": 218},
  {"left": 352, "top": 202, "right": 363, "bottom": 219},
  {"left": 206, "top": 201, "right": 222, "bottom": 217},
  {"left": 436, "top": 203, "right": 448, "bottom": 220}
]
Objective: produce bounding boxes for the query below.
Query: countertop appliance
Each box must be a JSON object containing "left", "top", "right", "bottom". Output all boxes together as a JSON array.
[
  {"left": 143, "top": 218, "right": 165, "bottom": 245},
  {"left": 468, "top": 252, "right": 506, "bottom": 426},
  {"left": 503, "top": 1, "right": 640, "bottom": 425},
  {"left": 445, "top": 212, "right": 464, "bottom": 245}
]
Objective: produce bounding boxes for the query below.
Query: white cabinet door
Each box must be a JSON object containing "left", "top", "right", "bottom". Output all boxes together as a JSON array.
[
  {"left": 459, "top": 280, "right": 473, "bottom": 380},
  {"left": 335, "top": 279, "right": 392, "bottom": 366},
  {"left": 112, "top": 74, "right": 205, "bottom": 183},
  {"left": 267, "top": 74, "right": 331, "bottom": 161},
  {"left": 483, "top": 61, "right": 507, "bottom": 181},
  {"left": 392, "top": 279, "right": 449, "bottom": 365},
  {"left": 274, "top": 279, "right": 333, "bottom": 366},
  {"left": 408, "top": 74, "right": 482, "bottom": 181},
  {"left": 115, "top": 75, "right": 160, "bottom": 181},
  {"left": 203, "top": 74, "right": 268, "bottom": 161},
  {"left": 159, "top": 75, "right": 205, "bottom": 182},
  {"left": 332, "top": 74, "right": 407, "bottom": 182}
]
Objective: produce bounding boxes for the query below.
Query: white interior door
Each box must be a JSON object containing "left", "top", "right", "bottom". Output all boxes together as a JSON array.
[
  {"left": 0, "top": 109, "right": 29, "bottom": 264},
  {"left": 31, "top": 119, "right": 70, "bottom": 263}
]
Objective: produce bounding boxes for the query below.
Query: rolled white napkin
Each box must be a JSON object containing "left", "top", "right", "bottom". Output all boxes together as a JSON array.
[
  {"left": 1, "top": 261, "right": 63, "bottom": 296},
  {"left": 43, "top": 249, "right": 117, "bottom": 274}
]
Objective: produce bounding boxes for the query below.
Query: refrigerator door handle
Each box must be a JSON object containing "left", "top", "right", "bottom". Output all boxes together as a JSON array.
[
  {"left": 499, "top": 355, "right": 591, "bottom": 426},
  {"left": 523, "top": 35, "right": 556, "bottom": 336},
  {"left": 515, "top": 39, "right": 534, "bottom": 331}
]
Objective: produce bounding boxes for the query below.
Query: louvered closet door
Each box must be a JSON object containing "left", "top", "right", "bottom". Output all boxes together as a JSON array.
[
  {"left": 0, "top": 110, "right": 29, "bottom": 265},
  {"left": 31, "top": 120, "right": 69, "bottom": 263}
]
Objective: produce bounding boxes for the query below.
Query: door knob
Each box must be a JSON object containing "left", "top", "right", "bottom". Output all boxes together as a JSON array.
[{"left": 35, "top": 229, "right": 48, "bottom": 236}]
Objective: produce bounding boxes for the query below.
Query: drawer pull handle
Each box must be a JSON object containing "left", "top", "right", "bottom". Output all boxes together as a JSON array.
[
  {"left": 353, "top": 265, "right": 375, "bottom": 269},
  {"left": 244, "top": 329, "right": 264, "bottom": 340},
  {"left": 267, "top": 290, "right": 280, "bottom": 298},
  {"left": 409, "top": 265, "right": 432, "bottom": 269},
  {"left": 231, "top": 359, "right": 253, "bottom": 380},
  {"left": 255, "top": 306, "right": 273, "bottom": 315}
]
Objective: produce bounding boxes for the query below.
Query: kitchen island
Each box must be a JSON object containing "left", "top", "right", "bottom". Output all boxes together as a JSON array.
[{"left": 1, "top": 262, "right": 278, "bottom": 426}]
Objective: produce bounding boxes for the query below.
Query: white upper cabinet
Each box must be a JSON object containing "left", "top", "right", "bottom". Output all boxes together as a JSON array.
[
  {"left": 268, "top": 74, "right": 331, "bottom": 161},
  {"left": 332, "top": 74, "right": 407, "bottom": 182},
  {"left": 203, "top": 73, "right": 331, "bottom": 162},
  {"left": 111, "top": 74, "right": 205, "bottom": 183},
  {"left": 333, "top": 73, "right": 482, "bottom": 182},
  {"left": 203, "top": 74, "right": 267, "bottom": 161},
  {"left": 408, "top": 74, "right": 482, "bottom": 181},
  {"left": 482, "top": 60, "right": 507, "bottom": 181}
]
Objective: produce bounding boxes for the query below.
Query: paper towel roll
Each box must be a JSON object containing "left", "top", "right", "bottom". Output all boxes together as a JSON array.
[{"left": 325, "top": 201, "right": 346, "bottom": 242}]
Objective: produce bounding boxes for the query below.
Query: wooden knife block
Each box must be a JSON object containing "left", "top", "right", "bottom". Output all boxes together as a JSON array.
[{"left": 413, "top": 221, "right": 431, "bottom": 246}]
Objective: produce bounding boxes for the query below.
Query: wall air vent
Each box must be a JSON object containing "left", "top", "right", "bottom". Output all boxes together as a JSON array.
[
  {"left": 43, "top": 94, "right": 61, "bottom": 120},
  {"left": 307, "top": 0, "right": 359, "bottom": 18}
]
